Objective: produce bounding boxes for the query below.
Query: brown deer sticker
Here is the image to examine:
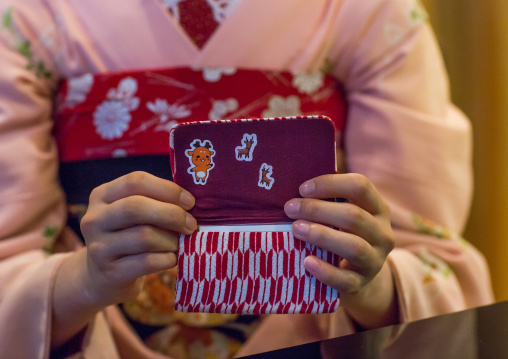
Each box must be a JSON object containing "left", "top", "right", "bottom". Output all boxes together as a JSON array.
[
  {"left": 258, "top": 163, "right": 274, "bottom": 190},
  {"left": 235, "top": 133, "right": 257, "bottom": 162},
  {"left": 186, "top": 139, "right": 215, "bottom": 185}
]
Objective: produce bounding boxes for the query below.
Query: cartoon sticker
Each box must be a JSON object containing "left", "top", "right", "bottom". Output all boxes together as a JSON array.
[
  {"left": 186, "top": 140, "right": 215, "bottom": 185},
  {"left": 258, "top": 163, "right": 274, "bottom": 190},
  {"left": 235, "top": 133, "right": 257, "bottom": 161}
]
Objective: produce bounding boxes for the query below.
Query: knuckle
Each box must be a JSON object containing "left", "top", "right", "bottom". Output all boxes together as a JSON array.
[
  {"left": 349, "top": 173, "right": 371, "bottom": 196},
  {"left": 380, "top": 227, "right": 396, "bottom": 252},
  {"left": 87, "top": 241, "right": 106, "bottom": 261},
  {"left": 381, "top": 200, "right": 391, "bottom": 217},
  {"left": 343, "top": 206, "right": 364, "bottom": 230},
  {"left": 89, "top": 186, "right": 103, "bottom": 202},
  {"left": 353, "top": 241, "right": 371, "bottom": 263},
  {"left": 121, "top": 171, "right": 148, "bottom": 193},
  {"left": 117, "top": 197, "right": 143, "bottom": 222},
  {"left": 80, "top": 212, "right": 100, "bottom": 236},
  {"left": 300, "top": 199, "right": 319, "bottom": 218}
]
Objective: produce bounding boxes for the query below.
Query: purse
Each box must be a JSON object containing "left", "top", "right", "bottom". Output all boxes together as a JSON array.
[{"left": 169, "top": 115, "right": 340, "bottom": 314}]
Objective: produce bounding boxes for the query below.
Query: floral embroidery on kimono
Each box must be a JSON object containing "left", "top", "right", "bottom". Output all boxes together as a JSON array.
[{"left": 1, "top": 6, "right": 52, "bottom": 79}]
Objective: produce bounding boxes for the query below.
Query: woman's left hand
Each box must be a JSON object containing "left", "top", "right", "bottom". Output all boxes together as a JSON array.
[{"left": 284, "top": 173, "right": 398, "bottom": 328}]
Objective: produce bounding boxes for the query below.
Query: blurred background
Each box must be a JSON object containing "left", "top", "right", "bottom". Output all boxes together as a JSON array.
[{"left": 421, "top": 0, "right": 508, "bottom": 301}]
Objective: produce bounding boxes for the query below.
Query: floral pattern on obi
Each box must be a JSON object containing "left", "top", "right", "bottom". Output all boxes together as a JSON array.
[{"left": 54, "top": 67, "right": 347, "bottom": 163}]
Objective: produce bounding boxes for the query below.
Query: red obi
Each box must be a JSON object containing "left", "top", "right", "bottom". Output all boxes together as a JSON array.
[{"left": 53, "top": 67, "right": 346, "bottom": 162}]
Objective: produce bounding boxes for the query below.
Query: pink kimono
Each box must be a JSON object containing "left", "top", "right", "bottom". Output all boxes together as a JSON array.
[{"left": 0, "top": 0, "right": 494, "bottom": 358}]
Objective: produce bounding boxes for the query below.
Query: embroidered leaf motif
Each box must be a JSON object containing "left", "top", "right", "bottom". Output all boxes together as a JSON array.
[
  {"left": 1, "top": 7, "right": 13, "bottom": 29},
  {"left": 416, "top": 249, "right": 452, "bottom": 284},
  {"left": 42, "top": 226, "right": 59, "bottom": 253},
  {"left": 411, "top": 9, "right": 428, "bottom": 22},
  {"left": 1, "top": 7, "right": 53, "bottom": 79},
  {"left": 410, "top": 1, "right": 429, "bottom": 23},
  {"left": 321, "top": 58, "right": 334, "bottom": 75},
  {"left": 17, "top": 40, "right": 32, "bottom": 58},
  {"left": 43, "top": 226, "right": 58, "bottom": 238},
  {"left": 412, "top": 213, "right": 451, "bottom": 240},
  {"left": 36, "top": 60, "right": 52, "bottom": 79}
]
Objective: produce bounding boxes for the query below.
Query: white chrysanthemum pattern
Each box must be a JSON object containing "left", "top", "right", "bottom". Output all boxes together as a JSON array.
[
  {"left": 261, "top": 95, "right": 302, "bottom": 118},
  {"left": 65, "top": 73, "right": 94, "bottom": 107},
  {"left": 93, "top": 77, "right": 140, "bottom": 139},
  {"left": 147, "top": 99, "right": 191, "bottom": 123},
  {"left": 201, "top": 67, "right": 236, "bottom": 82},
  {"left": 209, "top": 98, "right": 238, "bottom": 121},
  {"left": 205, "top": 0, "right": 243, "bottom": 23},
  {"left": 292, "top": 72, "right": 324, "bottom": 94},
  {"left": 93, "top": 101, "right": 132, "bottom": 140}
]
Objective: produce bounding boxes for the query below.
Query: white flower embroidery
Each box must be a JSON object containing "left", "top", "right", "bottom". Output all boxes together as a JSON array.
[
  {"left": 107, "top": 77, "right": 140, "bottom": 111},
  {"left": 209, "top": 98, "right": 238, "bottom": 121},
  {"left": 64, "top": 73, "right": 94, "bottom": 107},
  {"left": 93, "top": 77, "right": 140, "bottom": 140},
  {"left": 162, "top": 0, "right": 185, "bottom": 22},
  {"left": 146, "top": 99, "right": 191, "bottom": 123},
  {"left": 261, "top": 95, "right": 302, "bottom": 118},
  {"left": 93, "top": 101, "right": 132, "bottom": 140},
  {"left": 205, "top": 0, "right": 242, "bottom": 23},
  {"left": 292, "top": 71, "right": 325, "bottom": 94},
  {"left": 200, "top": 67, "right": 236, "bottom": 82}
]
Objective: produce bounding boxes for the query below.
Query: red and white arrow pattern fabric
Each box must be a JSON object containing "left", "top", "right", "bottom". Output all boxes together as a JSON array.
[{"left": 176, "top": 231, "right": 340, "bottom": 314}]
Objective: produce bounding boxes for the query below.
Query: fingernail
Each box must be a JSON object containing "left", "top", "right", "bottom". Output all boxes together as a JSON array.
[
  {"left": 284, "top": 199, "right": 301, "bottom": 217},
  {"left": 300, "top": 180, "right": 316, "bottom": 196},
  {"left": 185, "top": 213, "right": 197, "bottom": 232},
  {"left": 304, "top": 256, "right": 320, "bottom": 273},
  {"left": 180, "top": 191, "right": 195, "bottom": 209},
  {"left": 293, "top": 221, "right": 310, "bottom": 237}
]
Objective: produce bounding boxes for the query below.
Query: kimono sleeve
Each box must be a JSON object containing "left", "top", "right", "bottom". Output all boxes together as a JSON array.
[
  {"left": 0, "top": 3, "right": 75, "bottom": 357},
  {"left": 329, "top": 0, "right": 494, "bottom": 322}
]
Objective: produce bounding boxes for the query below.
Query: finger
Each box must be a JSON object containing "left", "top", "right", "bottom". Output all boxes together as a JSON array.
[
  {"left": 304, "top": 256, "right": 364, "bottom": 294},
  {"left": 103, "top": 252, "right": 178, "bottom": 286},
  {"left": 88, "top": 195, "right": 197, "bottom": 234},
  {"left": 292, "top": 220, "right": 382, "bottom": 272},
  {"left": 299, "top": 173, "right": 389, "bottom": 217},
  {"left": 89, "top": 225, "right": 179, "bottom": 263},
  {"left": 90, "top": 171, "right": 195, "bottom": 210},
  {"left": 285, "top": 198, "right": 384, "bottom": 243}
]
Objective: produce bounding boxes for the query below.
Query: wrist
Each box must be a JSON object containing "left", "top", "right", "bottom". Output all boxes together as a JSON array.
[
  {"left": 340, "top": 262, "right": 399, "bottom": 330},
  {"left": 51, "top": 247, "right": 104, "bottom": 348}
]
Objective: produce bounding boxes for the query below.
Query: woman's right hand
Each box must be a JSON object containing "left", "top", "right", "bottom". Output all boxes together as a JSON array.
[{"left": 80, "top": 171, "right": 197, "bottom": 308}]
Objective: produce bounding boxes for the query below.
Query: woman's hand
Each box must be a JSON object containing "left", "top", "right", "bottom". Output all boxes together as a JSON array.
[
  {"left": 52, "top": 171, "right": 197, "bottom": 348},
  {"left": 80, "top": 171, "right": 197, "bottom": 308},
  {"left": 284, "top": 173, "right": 398, "bottom": 329}
]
